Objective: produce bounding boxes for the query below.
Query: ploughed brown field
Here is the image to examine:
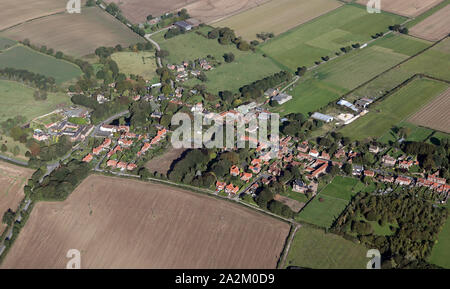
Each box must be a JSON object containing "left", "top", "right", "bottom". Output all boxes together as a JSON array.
[
  {"left": 182, "top": 0, "right": 271, "bottom": 24},
  {"left": 410, "top": 4, "right": 450, "bottom": 41},
  {"left": 0, "top": 161, "right": 33, "bottom": 235},
  {"left": 0, "top": 0, "right": 70, "bottom": 31},
  {"left": 1, "top": 175, "right": 290, "bottom": 268},
  {"left": 145, "top": 147, "right": 186, "bottom": 176},
  {"left": 103, "top": 0, "right": 198, "bottom": 24},
  {"left": 2, "top": 7, "right": 143, "bottom": 57},
  {"left": 408, "top": 87, "right": 450, "bottom": 134},
  {"left": 357, "top": 0, "right": 444, "bottom": 17}
]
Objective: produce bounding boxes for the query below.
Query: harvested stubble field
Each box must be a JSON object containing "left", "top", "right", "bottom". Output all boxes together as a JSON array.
[
  {"left": 183, "top": 0, "right": 271, "bottom": 25},
  {"left": 104, "top": 0, "right": 198, "bottom": 24},
  {"left": 410, "top": 4, "right": 450, "bottom": 41},
  {"left": 0, "top": 0, "right": 69, "bottom": 31},
  {"left": 0, "top": 161, "right": 33, "bottom": 234},
  {"left": 408, "top": 87, "right": 450, "bottom": 134},
  {"left": 1, "top": 175, "right": 290, "bottom": 268},
  {"left": 145, "top": 147, "right": 186, "bottom": 176},
  {"left": 213, "top": 0, "right": 342, "bottom": 41},
  {"left": 1, "top": 7, "right": 143, "bottom": 57},
  {"left": 357, "top": 0, "right": 444, "bottom": 17}
]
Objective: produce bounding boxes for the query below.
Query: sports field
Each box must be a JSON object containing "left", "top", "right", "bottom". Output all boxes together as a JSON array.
[
  {"left": 259, "top": 5, "right": 405, "bottom": 69},
  {"left": 285, "top": 226, "right": 367, "bottom": 269},
  {"left": 1, "top": 7, "right": 143, "bottom": 57},
  {"left": 0, "top": 80, "right": 72, "bottom": 123},
  {"left": 0, "top": 45, "right": 82, "bottom": 84},
  {"left": 340, "top": 78, "right": 449, "bottom": 141},
  {"left": 111, "top": 51, "right": 158, "bottom": 80},
  {"left": 213, "top": 0, "right": 342, "bottom": 41},
  {"left": 429, "top": 216, "right": 450, "bottom": 268},
  {"left": 297, "top": 177, "right": 361, "bottom": 228}
]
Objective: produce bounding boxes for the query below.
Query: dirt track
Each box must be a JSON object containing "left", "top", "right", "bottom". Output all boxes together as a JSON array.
[{"left": 1, "top": 175, "right": 290, "bottom": 268}]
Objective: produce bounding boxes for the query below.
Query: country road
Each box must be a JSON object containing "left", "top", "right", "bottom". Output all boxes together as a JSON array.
[{"left": 145, "top": 34, "right": 162, "bottom": 68}]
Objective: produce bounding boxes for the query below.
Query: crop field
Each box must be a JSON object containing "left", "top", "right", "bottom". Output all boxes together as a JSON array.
[
  {"left": 340, "top": 78, "right": 449, "bottom": 141},
  {"left": 0, "top": 45, "right": 82, "bottom": 84},
  {"left": 357, "top": 0, "right": 444, "bottom": 17},
  {"left": 408, "top": 87, "right": 450, "bottom": 133},
  {"left": 183, "top": 0, "right": 271, "bottom": 24},
  {"left": 0, "top": 161, "right": 33, "bottom": 234},
  {"left": 104, "top": 0, "right": 198, "bottom": 24},
  {"left": 153, "top": 28, "right": 281, "bottom": 93},
  {"left": 429, "top": 216, "right": 450, "bottom": 268},
  {"left": 285, "top": 226, "right": 367, "bottom": 269},
  {"left": 1, "top": 175, "right": 290, "bottom": 268},
  {"left": 1, "top": 7, "right": 143, "bottom": 57},
  {"left": 212, "top": 0, "right": 342, "bottom": 41},
  {"left": 0, "top": 0, "right": 68, "bottom": 31},
  {"left": 297, "top": 177, "right": 361, "bottom": 229},
  {"left": 410, "top": 4, "right": 450, "bottom": 41},
  {"left": 259, "top": 5, "right": 405, "bottom": 69},
  {"left": 145, "top": 147, "right": 186, "bottom": 176},
  {"left": 111, "top": 51, "right": 157, "bottom": 80},
  {"left": 0, "top": 80, "right": 72, "bottom": 124},
  {"left": 272, "top": 35, "right": 427, "bottom": 116}
]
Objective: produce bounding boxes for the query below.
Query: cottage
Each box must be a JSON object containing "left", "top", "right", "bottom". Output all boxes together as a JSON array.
[
  {"left": 225, "top": 184, "right": 239, "bottom": 195},
  {"left": 82, "top": 154, "right": 93, "bottom": 163},
  {"left": 352, "top": 164, "right": 364, "bottom": 176},
  {"left": 107, "top": 160, "right": 118, "bottom": 167},
  {"left": 230, "top": 165, "right": 240, "bottom": 177},
  {"left": 126, "top": 163, "right": 137, "bottom": 171},
  {"left": 364, "top": 170, "right": 375, "bottom": 177},
  {"left": 240, "top": 172, "right": 253, "bottom": 182},
  {"left": 216, "top": 181, "right": 226, "bottom": 191},
  {"left": 382, "top": 155, "right": 396, "bottom": 166},
  {"left": 396, "top": 176, "right": 412, "bottom": 186},
  {"left": 309, "top": 149, "right": 319, "bottom": 158},
  {"left": 369, "top": 145, "right": 380, "bottom": 154}
]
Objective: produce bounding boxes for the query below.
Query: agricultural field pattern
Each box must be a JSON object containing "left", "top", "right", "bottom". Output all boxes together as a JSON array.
[{"left": 0, "top": 0, "right": 449, "bottom": 276}]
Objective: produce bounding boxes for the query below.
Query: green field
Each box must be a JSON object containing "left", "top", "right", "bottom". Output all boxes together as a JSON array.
[
  {"left": 152, "top": 28, "right": 282, "bottom": 93},
  {"left": 340, "top": 78, "right": 449, "bottom": 141},
  {"left": 260, "top": 4, "right": 405, "bottom": 69},
  {"left": 0, "top": 37, "right": 16, "bottom": 50},
  {"left": 285, "top": 226, "right": 368, "bottom": 269},
  {"left": 111, "top": 51, "right": 157, "bottom": 80},
  {"left": 272, "top": 34, "right": 429, "bottom": 116},
  {"left": 0, "top": 45, "right": 82, "bottom": 84},
  {"left": 378, "top": 121, "right": 435, "bottom": 144},
  {"left": 428, "top": 216, "right": 450, "bottom": 268},
  {"left": 297, "top": 176, "right": 361, "bottom": 228},
  {"left": 0, "top": 79, "right": 72, "bottom": 123},
  {"left": 345, "top": 37, "right": 450, "bottom": 102}
]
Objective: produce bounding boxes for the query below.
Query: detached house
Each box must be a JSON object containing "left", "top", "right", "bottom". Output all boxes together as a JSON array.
[
  {"left": 230, "top": 165, "right": 240, "bottom": 177},
  {"left": 382, "top": 155, "right": 396, "bottom": 166}
]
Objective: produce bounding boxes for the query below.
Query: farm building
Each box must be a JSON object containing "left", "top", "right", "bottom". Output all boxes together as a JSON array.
[
  {"left": 311, "top": 112, "right": 334, "bottom": 123},
  {"left": 174, "top": 21, "right": 192, "bottom": 31},
  {"left": 337, "top": 99, "right": 358, "bottom": 112},
  {"left": 272, "top": 93, "right": 292, "bottom": 105},
  {"left": 355, "top": 97, "right": 374, "bottom": 108}
]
